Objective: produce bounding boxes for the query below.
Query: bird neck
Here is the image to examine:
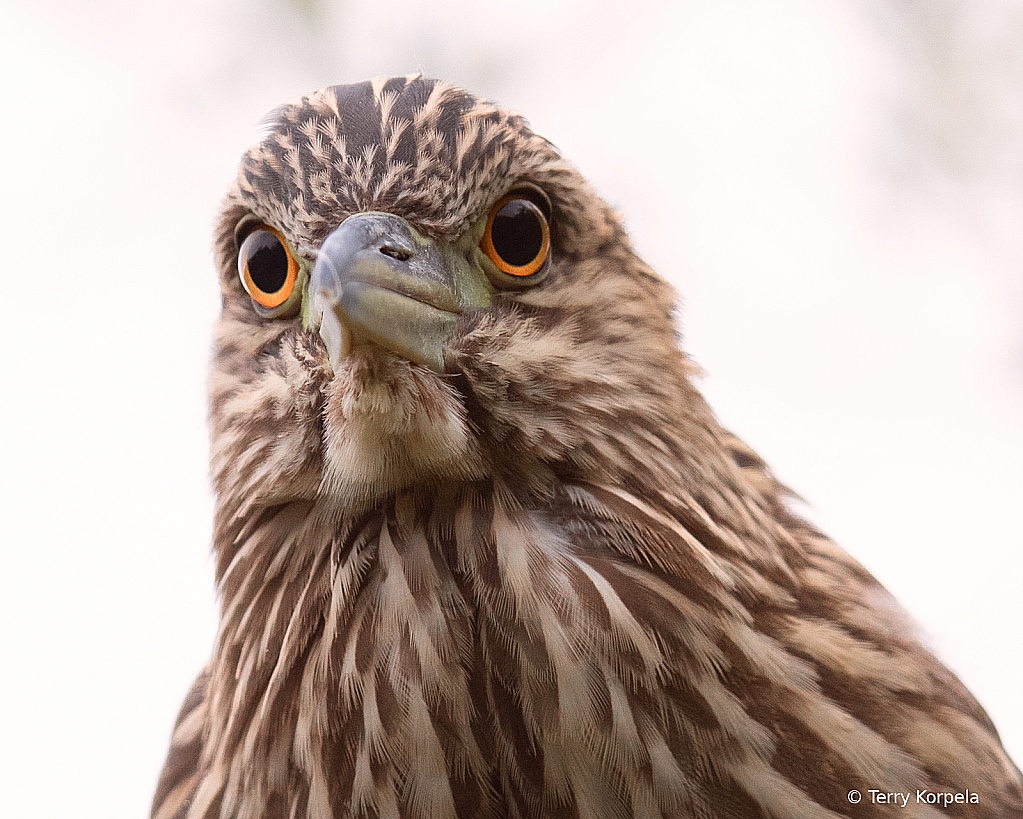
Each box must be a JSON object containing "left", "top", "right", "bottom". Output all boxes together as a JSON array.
[{"left": 199, "top": 458, "right": 796, "bottom": 813}]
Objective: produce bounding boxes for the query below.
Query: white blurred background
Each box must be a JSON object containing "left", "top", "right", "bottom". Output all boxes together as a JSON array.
[{"left": 0, "top": 1, "right": 1020, "bottom": 816}]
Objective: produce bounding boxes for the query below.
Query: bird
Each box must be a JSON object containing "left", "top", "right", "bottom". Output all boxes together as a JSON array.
[{"left": 151, "top": 76, "right": 1022, "bottom": 819}]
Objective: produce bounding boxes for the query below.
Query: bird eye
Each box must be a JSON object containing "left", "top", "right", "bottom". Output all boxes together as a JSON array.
[
  {"left": 480, "top": 193, "right": 551, "bottom": 282},
  {"left": 237, "top": 225, "right": 299, "bottom": 311}
]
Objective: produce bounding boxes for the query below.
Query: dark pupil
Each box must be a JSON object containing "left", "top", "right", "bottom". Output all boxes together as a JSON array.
[
  {"left": 248, "top": 233, "right": 288, "bottom": 293},
  {"left": 491, "top": 201, "right": 543, "bottom": 267}
]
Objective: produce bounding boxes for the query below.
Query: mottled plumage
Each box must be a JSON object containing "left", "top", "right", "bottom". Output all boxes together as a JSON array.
[{"left": 153, "top": 76, "right": 1022, "bottom": 819}]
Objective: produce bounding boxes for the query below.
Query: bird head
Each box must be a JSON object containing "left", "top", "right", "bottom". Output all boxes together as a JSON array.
[{"left": 210, "top": 76, "right": 702, "bottom": 520}]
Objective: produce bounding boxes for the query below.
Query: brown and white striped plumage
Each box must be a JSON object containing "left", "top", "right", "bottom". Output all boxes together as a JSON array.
[{"left": 152, "top": 76, "right": 1022, "bottom": 819}]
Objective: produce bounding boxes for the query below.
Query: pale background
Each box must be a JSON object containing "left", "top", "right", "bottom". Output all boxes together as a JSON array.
[{"left": 0, "top": 1, "right": 1020, "bottom": 816}]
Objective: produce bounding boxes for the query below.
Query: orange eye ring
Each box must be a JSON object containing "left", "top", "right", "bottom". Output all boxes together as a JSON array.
[
  {"left": 480, "top": 194, "right": 551, "bottom": 279},
  {"left": 237, "top": 224, "right": 299, "bottom": 310}
]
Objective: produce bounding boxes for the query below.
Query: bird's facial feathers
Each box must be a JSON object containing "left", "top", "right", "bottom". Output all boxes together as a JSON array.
[{"left": 211, "top": 76, "right": 689, "bottom": 509}]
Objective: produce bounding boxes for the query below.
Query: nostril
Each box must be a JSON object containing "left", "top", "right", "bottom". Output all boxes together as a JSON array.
[{"left": 379, "top": 245, "right": 412, "bottom": 262}]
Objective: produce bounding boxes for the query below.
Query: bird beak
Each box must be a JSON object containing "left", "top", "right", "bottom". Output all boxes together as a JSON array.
[{"left": 308, "top": 212, "right": 492, "bottom": 374}]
